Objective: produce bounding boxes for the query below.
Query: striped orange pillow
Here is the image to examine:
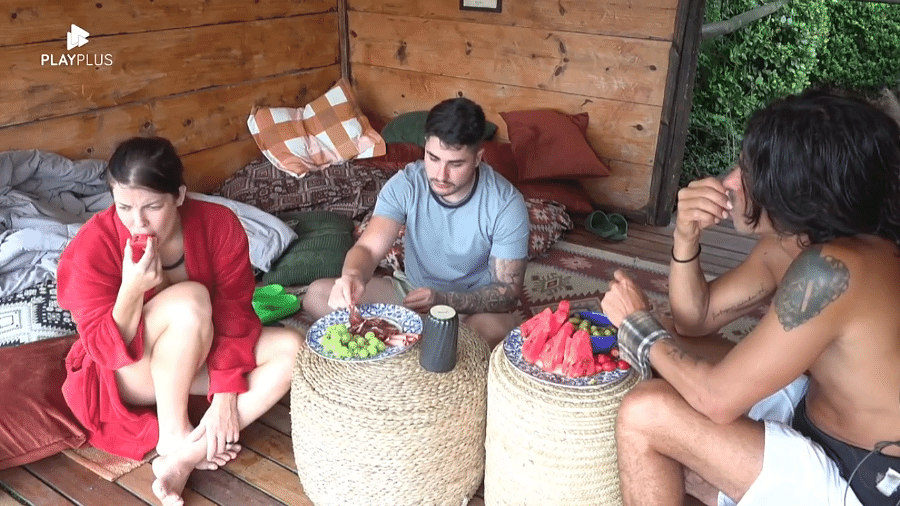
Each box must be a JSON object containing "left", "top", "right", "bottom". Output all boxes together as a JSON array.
[{"left": 248, "top": 79, "right": 386, "bottom": 177}]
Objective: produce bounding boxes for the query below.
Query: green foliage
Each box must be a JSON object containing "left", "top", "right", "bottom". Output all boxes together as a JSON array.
[
  {"left": 683, "top": 0, "right": 830, "bottom": 186},
  {"left": 809, "top": 2, "right": 900, "bottom": 91}
]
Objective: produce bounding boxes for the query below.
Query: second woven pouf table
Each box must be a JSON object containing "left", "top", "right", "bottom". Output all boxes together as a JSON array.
[
  {"left": 484, "top": 344, "right": 639, "bottom": 506},
  {"left": 291, "top": 324, "right": 490, "bottom": 506}
]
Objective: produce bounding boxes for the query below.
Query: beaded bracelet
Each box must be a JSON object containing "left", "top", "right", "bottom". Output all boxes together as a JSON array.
[{"left": 671, "top": 245, "right": 701, "bottom": 263}]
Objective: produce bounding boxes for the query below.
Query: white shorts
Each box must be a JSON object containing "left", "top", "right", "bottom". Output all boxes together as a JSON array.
[{"left": 717, "top": 376, "right": 864, "bottom": 506}]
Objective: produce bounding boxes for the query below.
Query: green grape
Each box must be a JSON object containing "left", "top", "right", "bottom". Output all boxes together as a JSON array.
[{"left": 568, "top": 317, "right": 581, "bottom": 324}]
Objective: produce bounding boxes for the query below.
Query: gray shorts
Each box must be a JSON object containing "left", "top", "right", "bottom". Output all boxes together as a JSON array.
[{"left": 388, "top": 269, "right": 415, "bottom": 302}]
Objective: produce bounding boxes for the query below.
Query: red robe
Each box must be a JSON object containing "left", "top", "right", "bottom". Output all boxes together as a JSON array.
[{"left": 56, "top": 198, "right": 261, "bottom": 460}]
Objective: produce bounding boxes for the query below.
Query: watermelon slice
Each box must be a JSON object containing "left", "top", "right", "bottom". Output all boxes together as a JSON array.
[
  {"left": 131, "top": 233, "right": 153, "bottom": 263},
  {"left": 520, "top": 308, "right": 552, "bottom": 336},
  {"left": 522, "top": 319, "right": 553, "bottom": 364},
  {"left": 538, "top": 321, "right": 574, "bottom": 373},
  {"left": 548, "top": 300, "right": 571, "bottom": 336},
  {"left": 563, "top": 329, "right": 596, "bottom": 378}
]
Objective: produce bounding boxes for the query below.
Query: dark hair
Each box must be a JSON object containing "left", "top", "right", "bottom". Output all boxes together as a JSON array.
[
  {"left": 424, "top": 97, "right": 486, "bottom": 151},
  {"left": 739, "top": 89, "right": 900, "bottom": 248},
  {"left": 106, "top": 137, "right": 184, "bottom": 197}
]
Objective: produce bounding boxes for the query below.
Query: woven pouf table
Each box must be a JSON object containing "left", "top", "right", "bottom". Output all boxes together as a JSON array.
[
  {"left": 291, "top": 324, "right": 490, "bottom": 506},
  {"left": 484, "top": 344, "right": 639, "bottom": 506}
]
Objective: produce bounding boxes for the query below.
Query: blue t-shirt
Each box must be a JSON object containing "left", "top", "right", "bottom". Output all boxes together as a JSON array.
[{"left": 373, "top": 160, "right": 529, "bottom": 292}]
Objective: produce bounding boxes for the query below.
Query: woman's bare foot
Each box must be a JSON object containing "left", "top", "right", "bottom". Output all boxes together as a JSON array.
[
  {"left": 156, "top": 428, "right": 193, "bottom": 457},
  {"left": 158, "top": 427, "right": 241, "bottom": 470},
  {"left": 151, "top": 434, "right": 210, "bottom": 506},
  {"left": 193, "top": 444, "right": 241, "bottom": 470},
  {"left": 151, "top": 453, "right": 193, "bottom": 506}
]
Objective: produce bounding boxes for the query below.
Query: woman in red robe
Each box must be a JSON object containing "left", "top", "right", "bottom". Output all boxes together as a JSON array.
[{"left": 56, "top": 137, "right": 303, "bottom": 506}]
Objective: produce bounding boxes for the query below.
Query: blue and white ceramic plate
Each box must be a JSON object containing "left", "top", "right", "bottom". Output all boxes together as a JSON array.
[
  {"left": 502, "top": 327, "right": 630, "bottom": 388},
  {"left": 307, "top": 303, "right": 423, "bottom": 362}
]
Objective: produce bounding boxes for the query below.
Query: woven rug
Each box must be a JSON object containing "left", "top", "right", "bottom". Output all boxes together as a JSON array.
[
  {"left": 283, "top": 240, "right": 763, "bottom": 343},
  {"left": 63, "top": 446, "right": 155, "bottom": 481}
]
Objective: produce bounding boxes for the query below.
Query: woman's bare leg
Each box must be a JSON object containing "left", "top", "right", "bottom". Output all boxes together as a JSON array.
[
  {"left": 151, "top": 325, "right": 303, "bottom": 506},
  {"left": 115, "top": 281, "right": 214, "bottom": 456}
]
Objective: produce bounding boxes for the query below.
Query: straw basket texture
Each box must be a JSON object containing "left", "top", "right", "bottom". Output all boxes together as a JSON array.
[
  {"left": 291, "top": 324, "right": 490, "bottom": 506},
  {"left": 484, "top": 344, "right": 639, "bottom": 506}
]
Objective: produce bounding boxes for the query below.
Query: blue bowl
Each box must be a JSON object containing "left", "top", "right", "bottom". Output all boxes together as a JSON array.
[{"left": 579, "top": 311, "right": 618, "bottom": 353}]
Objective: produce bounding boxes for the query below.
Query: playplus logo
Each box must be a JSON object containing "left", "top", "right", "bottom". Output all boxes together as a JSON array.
[{"left": 41, "top": 24, "right": 113, "bottom": 66}]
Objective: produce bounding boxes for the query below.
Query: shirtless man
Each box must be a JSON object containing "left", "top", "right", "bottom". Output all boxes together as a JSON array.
[
  {"left": 601, "top": 90, "right": 900, "bottom": 505},
  {"left": 303, "top": 97, "right": 529, "bottom": 348}
]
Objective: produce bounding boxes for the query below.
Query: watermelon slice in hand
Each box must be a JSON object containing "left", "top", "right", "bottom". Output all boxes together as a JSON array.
[
  {"left": 539, "top": 321, "right": 574, "bottom": 373},
  {"left": 131, "top": 234, "right": 153, "bottom": 263},
  {"left": 563, "top": 329, "right": 596, "bottom": 378}
]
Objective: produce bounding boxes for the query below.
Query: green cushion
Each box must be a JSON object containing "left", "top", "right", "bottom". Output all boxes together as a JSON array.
[
  {"left": 262, "top": 211, "right": 355, "bottom": 286},
  {"left": 381, "top": 111, "right": 498, "bottom": 147}
]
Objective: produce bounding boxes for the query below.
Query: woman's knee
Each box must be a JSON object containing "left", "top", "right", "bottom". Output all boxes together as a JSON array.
[{"left": 150, "top": 281, "right": 213, "bottom": 325}]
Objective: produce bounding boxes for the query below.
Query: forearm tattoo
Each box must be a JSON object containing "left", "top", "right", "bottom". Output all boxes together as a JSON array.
[
  {"left": 434, "top": 257, "right": 527, "bottom": 313},
  {"left": 710, "top": 286, "right": 769, "bottom": 320},
  {"left": 660, "top": 338, "right": 701, "bottom": 367},
  {"left": 774, "top": 246, "right": 849, "bottom": 331}
]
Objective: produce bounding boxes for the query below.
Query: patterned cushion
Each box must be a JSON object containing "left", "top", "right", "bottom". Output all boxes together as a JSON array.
[
  {"left": 524, "top": 198, "right": 574, "bottom": 259},
  {"left": 247, "top": 79, "right": 386, "bottom": 177},
  {"left": 0, "top": 280, "right": 76, "bottom": 348},
  {"left": 213, "top": 159, "right": 394, "bottom": 221}
]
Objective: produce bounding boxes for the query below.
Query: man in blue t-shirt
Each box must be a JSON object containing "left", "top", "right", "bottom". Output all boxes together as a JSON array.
[{"left": 303, "top": 97, "right": 529, "bottom": 347}]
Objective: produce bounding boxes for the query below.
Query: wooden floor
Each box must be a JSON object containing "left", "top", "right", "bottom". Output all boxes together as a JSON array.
[{"left": 0, "top": 219, "right": 755, "bottom": 506}]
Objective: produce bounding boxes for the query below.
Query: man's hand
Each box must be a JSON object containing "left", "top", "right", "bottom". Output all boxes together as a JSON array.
[
  {"left": 200, "top": 393, "right": 240, "bottom": 462},
  {"left": 674, "top": 177, "right": 733, "bottom": 243},
  {"left": 601, "top": 270, "right": 650, "bottom": 328},
  {"left": 404, "top": 287, "right": 436, "bottom": 313},
  {"left": 328, "top": 274, "right": 366, "bottom": 310}
]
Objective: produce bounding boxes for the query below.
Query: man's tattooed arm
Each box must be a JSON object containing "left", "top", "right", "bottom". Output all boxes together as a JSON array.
[
  {"left": 433, "top": 257, "right": 527, "bottom": 313},
  {"left": 710, "top": 286, "right": 770, "bottom": 321},
  {"left": 774, "top": 246, "right": 849, "bottom": 331}
]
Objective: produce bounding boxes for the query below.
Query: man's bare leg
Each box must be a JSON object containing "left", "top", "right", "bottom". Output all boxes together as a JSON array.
[
  {"left": 616, "top": 379, "right": 765, "bottom": 506},
  {"left": 461, "top": 312, "right": 521, "bottom": 349},
  {"left": 151, "top": 326, "right": 302, "bottom": 505}
]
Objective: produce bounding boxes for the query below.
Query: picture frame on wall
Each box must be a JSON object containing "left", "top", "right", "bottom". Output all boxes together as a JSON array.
[{"left": 459, "top": 0, "right": 502, "bottom": 13}]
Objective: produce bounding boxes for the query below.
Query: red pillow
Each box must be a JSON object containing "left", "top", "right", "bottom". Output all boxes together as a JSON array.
[
  {"left": 482, "top": 141, "right": 594, "bottom": 215},
  {"left": 481, "top": 141, "right": 519, "bottom": 183},
  {"left": 0, "top": 336, "right": 87, "bottom": 470},
  {"left": 499, "top": 110, "right": 611, "bottom": 181},
  {"left": 517, "top": 180, "right": 595, "bottom": 215}
]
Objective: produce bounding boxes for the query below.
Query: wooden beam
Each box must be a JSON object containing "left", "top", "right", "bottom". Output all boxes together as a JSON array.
[{"left": 647, "top": 0, "right": 707, "bottom": 225}]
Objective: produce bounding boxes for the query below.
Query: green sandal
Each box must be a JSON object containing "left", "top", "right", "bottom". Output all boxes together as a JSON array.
[
  {"left": 585, "top": 210, "right": 628, "bottom": 241},
  {"left": 252, "top": 285, "right": 301, "bottom": 324}
]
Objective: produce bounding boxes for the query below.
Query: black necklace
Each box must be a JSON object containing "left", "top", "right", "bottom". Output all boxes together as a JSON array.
[{"left": 162, "top": 254, "right": 185, "bottom": 270}]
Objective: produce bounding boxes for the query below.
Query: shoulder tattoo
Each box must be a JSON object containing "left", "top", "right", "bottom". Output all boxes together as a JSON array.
[{"left": 774, "top": 246, "right": 849, "bottom": 331}]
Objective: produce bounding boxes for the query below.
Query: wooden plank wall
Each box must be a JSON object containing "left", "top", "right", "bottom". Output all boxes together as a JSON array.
[
  {"left": 0, "top": 0, "right": 341, "bottom": 193},
  {"left": 345, "top": 0, "right": 678, "bottom": 218}
]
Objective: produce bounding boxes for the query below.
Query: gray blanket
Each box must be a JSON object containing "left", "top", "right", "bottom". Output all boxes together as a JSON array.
[{"left": 0, "top": 150, "right": 112, "bottom": 298}]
